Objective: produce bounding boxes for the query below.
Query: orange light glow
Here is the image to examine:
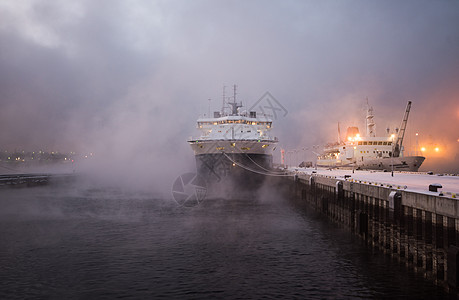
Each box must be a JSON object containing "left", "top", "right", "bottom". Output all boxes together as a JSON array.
[
  {"left": 435, "top": 147, "right": 439, "bottom": 152},
  {"left": 421, "top": 147, "right": 426, "bottom": 152}
]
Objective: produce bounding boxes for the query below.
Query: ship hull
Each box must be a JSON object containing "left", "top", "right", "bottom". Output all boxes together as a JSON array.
[
  {"left": 317, "top": 155, "right": 425, "bottom": 172},
  {"left": 195, "top": 152, "right": 273, "bottom": 188},
  {"left": 188, "top": 137, "right": 278, "bottom": 195}
]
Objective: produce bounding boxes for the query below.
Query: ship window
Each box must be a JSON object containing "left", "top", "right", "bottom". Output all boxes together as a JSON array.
[
  {"left": 216, "top": 147, "right": 224, "bottom": 150},
  {"left": 247, "top": 130, "right": 251, "bottom": 133},
  {"left": 363, "top": 142, "right": 367, "bottom": 145},
  {"left": 252, "top": 122, "right": 257, "bottom": 125},
  {"left": 241, "top": 147, "right": 251, "bottom": 151},
  {"left": 262, "top": 144, "right": 268, "bottom": 148},
  {"left": 230, "top": 143, "right": 235, "bottom": 147},
  {"left": 378, "top": 142, "right": 383, "bottom": 145},
  {"left": 388, "top": 142, "right": 392, "bottom": 145},
  {"left": 358, "top": 142, "right": 362, "bottom": 145},
  {"left": 368, "top": 142, "right": 373, "bottom": 145},
  {"left": 383, "top": 142, "right": 387, "bottom": 145}
]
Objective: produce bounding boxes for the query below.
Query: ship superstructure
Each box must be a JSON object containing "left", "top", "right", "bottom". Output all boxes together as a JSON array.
[
  {"left": 188, "top": 86, "right": 278, "bottom": 184},
  {"left": 317, "top": 101, "right": 425, "bottom": 171}
]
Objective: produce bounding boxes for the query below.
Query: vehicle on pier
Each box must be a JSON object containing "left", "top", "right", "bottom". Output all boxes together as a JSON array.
[{"left": 317, "top": 101, "right": 425, "bottom": 171}]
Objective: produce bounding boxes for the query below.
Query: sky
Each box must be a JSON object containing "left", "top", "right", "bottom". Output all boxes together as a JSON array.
[{"left": 1, "top": 0, "right": 458, "bottom": 189}]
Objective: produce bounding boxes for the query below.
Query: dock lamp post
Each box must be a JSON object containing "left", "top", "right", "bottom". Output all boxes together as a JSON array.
[{"left": 391, "top": 134, "right": 395, "bottom": 177}]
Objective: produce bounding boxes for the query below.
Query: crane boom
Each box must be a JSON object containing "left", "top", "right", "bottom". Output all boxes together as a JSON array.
[{"left": 393, "top": 101, "right": 412, "bottom": 157}]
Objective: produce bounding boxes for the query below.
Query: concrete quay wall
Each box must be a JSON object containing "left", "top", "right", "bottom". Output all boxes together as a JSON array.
[{"left": 289, "top": 173, "right": 459, "bottom": 293}]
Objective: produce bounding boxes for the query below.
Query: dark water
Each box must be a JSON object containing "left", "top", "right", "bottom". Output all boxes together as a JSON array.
[{"left": 0, "top": 183, "right": 448, "bottom": 299}]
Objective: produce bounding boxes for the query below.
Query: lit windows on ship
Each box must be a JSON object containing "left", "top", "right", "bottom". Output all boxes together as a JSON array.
[{"left": 357, "top": 141, "right": 391, "bottom": 146}]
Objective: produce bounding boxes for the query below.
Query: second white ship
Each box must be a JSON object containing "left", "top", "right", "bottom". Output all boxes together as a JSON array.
[{"left": 317, "top": 101, "right": 425, "bottom": 172}]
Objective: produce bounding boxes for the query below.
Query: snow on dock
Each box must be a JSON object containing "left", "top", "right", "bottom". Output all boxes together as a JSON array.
[{"left": 289, "top": 167, "right": 459, "bottom": 195}]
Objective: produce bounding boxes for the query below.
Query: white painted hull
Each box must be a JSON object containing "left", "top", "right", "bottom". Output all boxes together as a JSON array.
[{"left": 317, "top": 155, "right": 425, "bottom": 172}]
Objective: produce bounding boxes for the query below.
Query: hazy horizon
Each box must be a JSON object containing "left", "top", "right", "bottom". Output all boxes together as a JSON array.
[{"left": 1, "top": 0, "right": 458, "bottom": 188}]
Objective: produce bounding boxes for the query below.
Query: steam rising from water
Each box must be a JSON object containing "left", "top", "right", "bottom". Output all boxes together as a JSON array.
[{"left": 1, "top": 0, "right": 458, "bottom": 183}]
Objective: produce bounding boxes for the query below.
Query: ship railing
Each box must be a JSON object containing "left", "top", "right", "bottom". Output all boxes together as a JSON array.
[{"left": 188, "top": 137, "right": 278, "bottom": 142}]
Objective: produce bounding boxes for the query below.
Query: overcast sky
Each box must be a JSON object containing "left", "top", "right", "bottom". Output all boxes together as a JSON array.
[{"left": 1, "top": 0, "right": 458, "bottom": 182}]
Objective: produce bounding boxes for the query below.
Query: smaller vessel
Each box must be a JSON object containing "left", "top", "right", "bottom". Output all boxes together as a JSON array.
[{"left": 317, "top": 101, "right": 425, "bottom": 171}]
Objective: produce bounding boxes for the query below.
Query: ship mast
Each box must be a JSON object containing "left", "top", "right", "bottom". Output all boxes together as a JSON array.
[
  {"left": 228, "top": 84, "right": 242, "bottom": 116},
  {"left": 221, "top": 85, "right": 226, "bottom": 115},
  {"left": 366, "top": 98, "right": 376, "bottom": 137}
]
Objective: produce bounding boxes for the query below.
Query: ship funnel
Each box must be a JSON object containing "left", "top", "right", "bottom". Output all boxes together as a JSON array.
[{"left": 346, "top": 126, "right": 360, "bottom": 141}]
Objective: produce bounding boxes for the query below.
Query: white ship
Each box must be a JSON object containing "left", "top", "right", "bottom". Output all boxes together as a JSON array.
[
  {"left": 317, "top": 101, "right": 425, "bottom": 172},
  {"left": 188, "top": 86, "right": 279, "bottom": 184}
]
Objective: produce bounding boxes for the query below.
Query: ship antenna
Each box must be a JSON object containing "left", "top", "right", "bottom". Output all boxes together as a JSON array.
[
  {"left": 208, "top": 98, "right": 211, "bottom": 117},
  {"left": 338, "top": 122, "right": 342, "bottom": 143},
  {"left": 221, "top": 85, "right": 226, "bottom": 115}
]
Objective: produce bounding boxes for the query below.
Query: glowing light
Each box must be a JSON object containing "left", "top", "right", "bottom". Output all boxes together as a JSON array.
[
  {"left": 435, "top": 147, "right": 439, "bottom": 152},
  {"left": 421, "top": 147, "right": 426, "bottom": 152},
  {"left": 232, "top": 163, "right": 236, "bottom": 167}
]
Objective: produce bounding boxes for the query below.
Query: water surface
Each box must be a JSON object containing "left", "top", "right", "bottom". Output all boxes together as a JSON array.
[{"left": 0, "top": 184, "right": 448, "bottom": 299}]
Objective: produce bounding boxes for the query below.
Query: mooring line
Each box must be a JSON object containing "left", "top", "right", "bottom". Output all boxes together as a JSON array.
[{"left": 222, "top": 152, "right": 292, "bottom": 177}]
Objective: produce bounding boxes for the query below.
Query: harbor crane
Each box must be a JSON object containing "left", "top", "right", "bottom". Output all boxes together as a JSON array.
[{"left": 393, "top": 101, "right": 411, "bottom": 157}]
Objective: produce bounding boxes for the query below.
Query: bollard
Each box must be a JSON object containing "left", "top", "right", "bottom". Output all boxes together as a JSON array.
[{"left": 429, "top": 183, "right": 442, "bottom": 192}]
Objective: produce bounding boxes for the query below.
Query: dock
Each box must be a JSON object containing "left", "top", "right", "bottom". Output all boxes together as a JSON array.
[
  {"left": 0, "top": 173, "right": 75, "bottom": 188},
  {"left": 286, "top": 167, "right": 459, "bottom": 292}
]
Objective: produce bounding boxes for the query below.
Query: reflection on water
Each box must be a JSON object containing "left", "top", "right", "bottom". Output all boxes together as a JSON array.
[{"left": 0, "top": 183, "right": 448, "bottom": 299}]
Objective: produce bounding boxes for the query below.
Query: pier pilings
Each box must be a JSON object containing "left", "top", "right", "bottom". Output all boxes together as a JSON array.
[{"left": 289, "top": 173, "right": 459, "bottom": 293}]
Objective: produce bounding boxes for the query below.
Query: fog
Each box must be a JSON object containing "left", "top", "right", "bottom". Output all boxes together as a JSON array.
[{"left": 1, "top": 0, "right": 458, "bottom": 194}]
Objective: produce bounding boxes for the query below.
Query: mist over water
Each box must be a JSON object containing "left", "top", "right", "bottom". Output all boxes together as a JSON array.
[
  {"left": 1, "top": 0, "right": 458, "bottom": 176},
  {"left": 0, "top": 181, "right": 448, "bottom": 299}
]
